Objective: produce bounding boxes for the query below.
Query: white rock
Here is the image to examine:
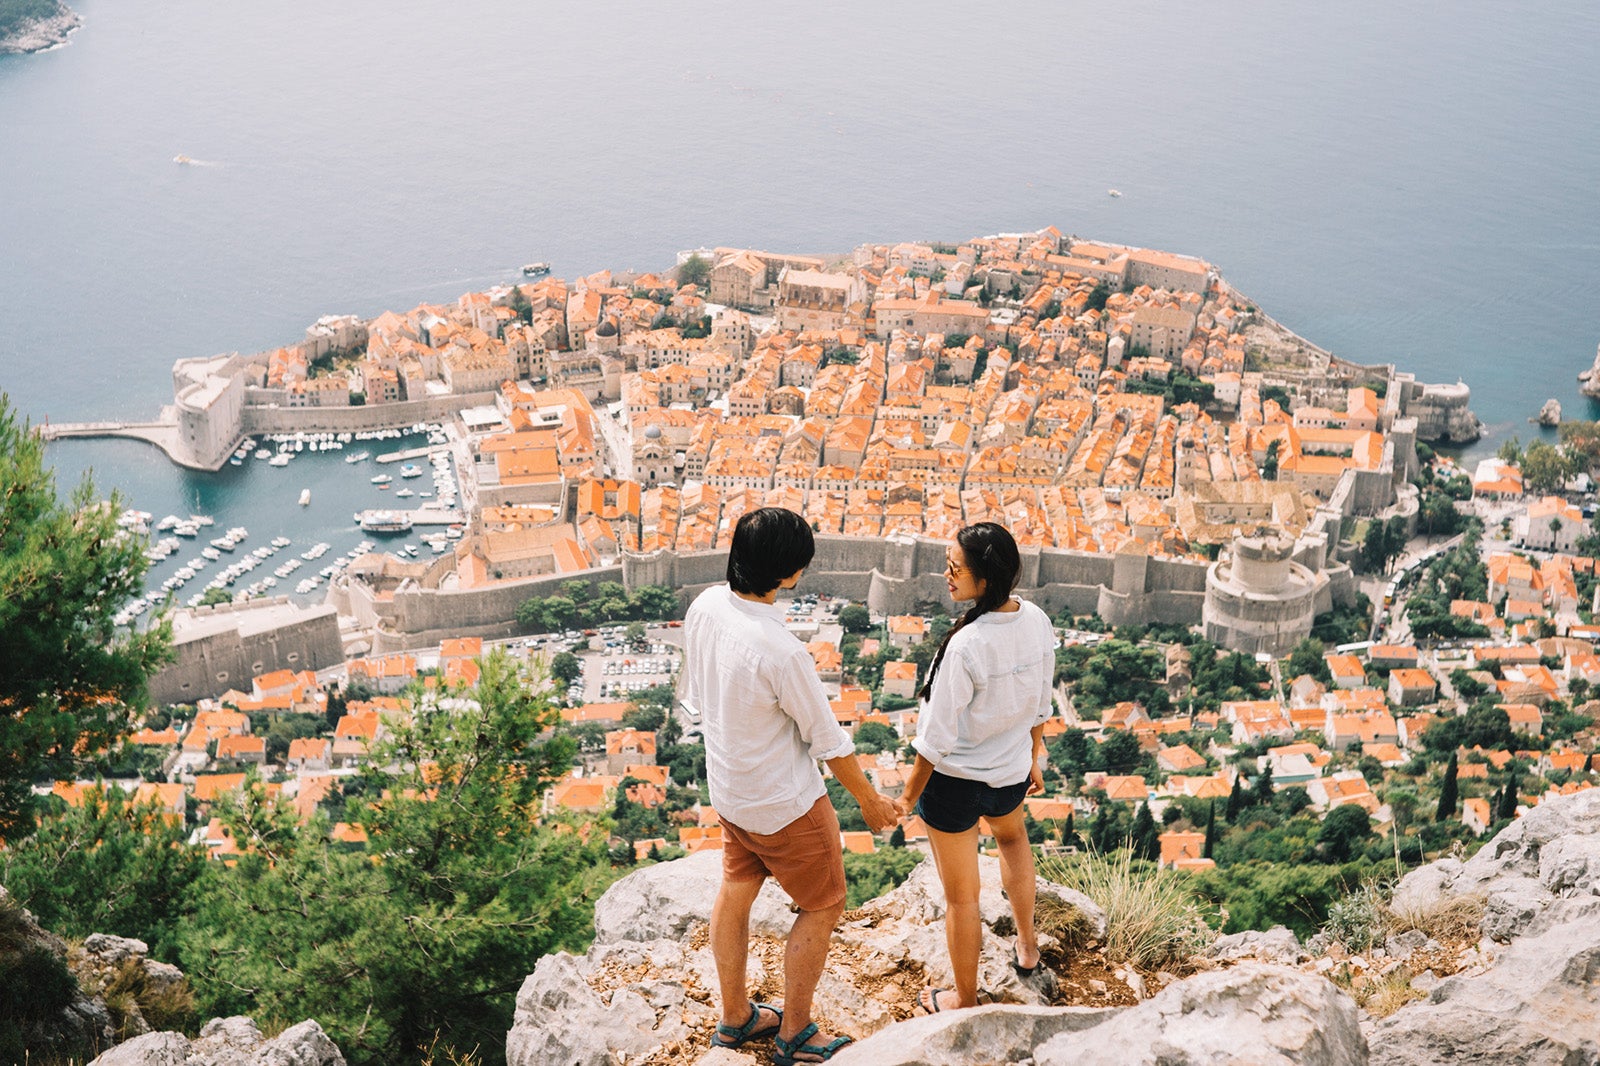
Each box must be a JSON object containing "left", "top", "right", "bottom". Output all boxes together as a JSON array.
[
  {"left": 832, "top": 1004, "right": 1119, "bottom": 1066},
  {"left": 591, "top": 849, "right": 796, "bottom": 945},
  {"left": 88, "top": 1032, "right": 192, "bottom": 1066},
  {"left": 1205, "top": 926, "right": 1305, "bottom": 966},
  {"left": 1034, "top": 963, "right": 1367, "bottom": 1066},
  {"left": 1369, "top": 911, "right": 1600, "bottom": 1065}
]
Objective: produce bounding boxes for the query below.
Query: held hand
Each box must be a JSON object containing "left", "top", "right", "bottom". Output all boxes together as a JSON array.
[{"left": 861, "top": 791, "right": 901, "bottom": 833}]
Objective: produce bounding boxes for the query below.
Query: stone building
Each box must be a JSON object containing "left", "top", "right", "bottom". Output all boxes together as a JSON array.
[
  {"left": 1202, "top": 534, "right": 1325, "bottom": 657},
  {"left": 148, "top": 599, "right": 343, "bottom": 705}
]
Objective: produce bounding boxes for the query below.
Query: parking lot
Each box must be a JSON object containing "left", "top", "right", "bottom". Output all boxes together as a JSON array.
[{"left": 560, "top": 625, "right": 683, "bottom": 706}]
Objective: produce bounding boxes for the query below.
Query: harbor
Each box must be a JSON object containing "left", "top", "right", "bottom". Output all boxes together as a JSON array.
[{"left": 98, "top": 421, "right": 464, "bottom": 627}]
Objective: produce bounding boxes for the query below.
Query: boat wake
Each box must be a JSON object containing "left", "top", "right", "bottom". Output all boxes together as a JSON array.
[{"left": 173, "top": 155, "right": 223, "bottom": 167}]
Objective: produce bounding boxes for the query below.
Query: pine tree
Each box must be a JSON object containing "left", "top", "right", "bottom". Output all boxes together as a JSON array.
[
  {"left": 1436, "top": 752, "right": 1460, "bottom": 822},
  {"left": 1062, "top": 811, "right": 1077, "bottom": 848},
  {"left": 0, "top": 397, "right": 172, "bottom": 840},
  {"left": 1226, "top": 773, "right": 1247, "bottom": 821},
  {"left": 889, "top": 824, "right": 906, "bottom": 848},
  {"left": 1202, "top": 800, "right": 1216, "bottom": 859},
  {"left": 1131, "top": 801, "right": 1159, "bottom": 862}
]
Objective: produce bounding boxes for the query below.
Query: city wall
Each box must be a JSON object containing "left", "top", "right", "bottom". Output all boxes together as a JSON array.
[
  {"left": 340, "top": 532, "right": 1224, "bottom": 646},
  {"left": 240, "top": 390, "right": 499, "bottom": 435}
]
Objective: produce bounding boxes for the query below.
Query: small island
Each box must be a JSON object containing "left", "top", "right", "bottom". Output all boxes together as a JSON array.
[{"left": 0, "top": 0, "right": 81, "bottom": 55}]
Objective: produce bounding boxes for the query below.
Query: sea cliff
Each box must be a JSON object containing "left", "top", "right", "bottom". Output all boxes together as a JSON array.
[{"left": 0, "top": 0, "right": 81, "bottom": 54}]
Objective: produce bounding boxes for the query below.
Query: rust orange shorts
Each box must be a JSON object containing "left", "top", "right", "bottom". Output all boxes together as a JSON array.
[{"left": 720, "top": 794, "right": 847, "bottom": 912}]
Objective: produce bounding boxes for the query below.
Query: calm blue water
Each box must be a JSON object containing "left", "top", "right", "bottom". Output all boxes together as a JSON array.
[{"left": 4, "top": 0, "right": 1600, "bottom": 598}]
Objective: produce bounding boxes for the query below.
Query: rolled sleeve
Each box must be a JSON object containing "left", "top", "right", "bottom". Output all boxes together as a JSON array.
[
  {"left": 1034, "top": 656, "right": 1056, "bottom": 725},
  {"left": 777, "top": 650, "right": 854, "bottom": 762},
  {"left": 912, "top": 649, "right": 975, "bottom": 764}
]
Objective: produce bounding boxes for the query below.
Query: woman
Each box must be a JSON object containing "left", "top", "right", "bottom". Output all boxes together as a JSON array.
[{"left": 898, "top": 521, "right": 1058, "bottom": 1013}]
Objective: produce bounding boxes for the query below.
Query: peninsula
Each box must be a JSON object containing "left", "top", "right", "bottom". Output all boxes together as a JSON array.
[
  {"left": 45, "top": 225, "right": 1497, "bottom": 692},
  {"left": 0, "top": 0, "right": 80, "bottom": 54}
]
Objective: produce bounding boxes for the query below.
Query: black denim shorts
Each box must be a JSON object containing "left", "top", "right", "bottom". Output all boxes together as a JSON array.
[{"left": 915, "top": 768, "right": 1029, "bottom": 834}]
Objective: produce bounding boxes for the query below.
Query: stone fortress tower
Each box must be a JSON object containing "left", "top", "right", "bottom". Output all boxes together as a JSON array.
[{"left": 1202, "top": 532, "right": 1327, "bottom": 657}]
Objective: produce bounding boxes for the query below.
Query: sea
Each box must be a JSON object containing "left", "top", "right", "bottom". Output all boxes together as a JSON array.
[{"left": 3, "top": 0, "right": 1600, "bottom": 606}]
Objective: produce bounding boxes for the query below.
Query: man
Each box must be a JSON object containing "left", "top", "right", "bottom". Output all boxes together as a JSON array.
[{"left": 685, "top": 507, "right": 900, "bottom": 1064}]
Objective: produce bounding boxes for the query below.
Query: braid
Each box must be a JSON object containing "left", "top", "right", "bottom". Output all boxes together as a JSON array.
[{"left": 918, "top": 540, "right": 1013, "bottom": 701}]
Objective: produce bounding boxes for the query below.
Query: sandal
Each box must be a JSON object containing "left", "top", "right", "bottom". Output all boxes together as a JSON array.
[
  {"left": 1012, "top": 944, "right": 1041, "bottom": 978},
  {"left": 917, "top": 987, "right": 955, "bottom": 1014},
  {"left": 712, "top": 1000, "right": 782, "bottom": 1049},
  {"left": 772, "top": 1021, "right": 852, "bottom": 1064}
]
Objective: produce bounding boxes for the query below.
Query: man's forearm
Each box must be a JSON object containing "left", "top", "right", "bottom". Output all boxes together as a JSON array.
[{"left": 825, "top": 752, "right": 879, "bottom": 805}]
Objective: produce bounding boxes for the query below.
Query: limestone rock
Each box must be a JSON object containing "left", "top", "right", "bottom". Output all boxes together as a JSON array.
[
  {"left": 86, "top": 1017, "right": 344, "bottom": 1066},
  {"left": 1383, "top": 929, "right": 1428, "bottom": 963},
  {"left": 591, "top": 849, "right": 796, "bottom": 945},
  {"left": 252, "top": 1020, "right": 347, "bottom": 1066},
  {"left": 1034, "top": 963, "right": 1366, "bottom": 1066},
  {"left": 1368, "top": 911, "right": 1600, "bottom": 1065},
  {"left": 1204, "top": 926, "right": 1305, "bottom": 966},
  {"left": 692, "top": 1048, "right": 764, "bottom": 1066},
  {"left": 832, "top": 1004, "right": 1118, "bottom": 1066},
  {"left": 1390, "top": 788, "right": 1600, "bottom": 940},
  {"left": 1536, "top": 399, "right": 1562, "bottom": 426},
  {"left": 508, "top": 952, "right": 661, "bottom": 1066},
  {"left": 88, "top": 1032, "right": 193, "bottom": 1066},
  {"left": 1580, "top": 343, "right": 1600, "bottom": 397}
]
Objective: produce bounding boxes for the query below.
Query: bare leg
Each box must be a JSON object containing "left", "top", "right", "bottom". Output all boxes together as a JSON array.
[
  {"left": 926, "top": 823, "right": 983, "bottom": 1008},
  {"left": 988, "top": 806, "right": 1040, "bottom": 969},
  {"left": 777, "top": 899, "right": 846, "bottom": 1048},
  {"left": 711, "top": 877, "right": 766, "bottom": 1028}
]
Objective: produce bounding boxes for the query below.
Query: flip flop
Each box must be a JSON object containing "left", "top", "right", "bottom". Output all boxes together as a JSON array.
[
  {"left": 712, "top": 1000, "right": 782, "bottom": 1050},
  {"left": 773, "top": 1021, "right": 852, "bottom": 1064},
  {"left": 917, "top": 987, "right": 955, "bottom": 1014},
  {"left": 1013, "top": 945, "right": 1042, "bottom": 977}
]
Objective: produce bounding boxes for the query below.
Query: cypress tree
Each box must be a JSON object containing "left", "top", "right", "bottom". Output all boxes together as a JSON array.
[
  {"left": 1131, "top": 801, "right": 1159, "bottom": 862},
  {"left": 1062, "top": 811, "right": 1077, "bottom": 848},
  {"left": 1226, "top": 773, "right": 1246, "bottom": 821},
  {"left": 1089, "top": 805, "right": 1114, "bottom": 853},
  {"left": 1496, "top": 773, "right": 1518, "bottom": 821},
  {"left": 1203, "top": 800, "right": 1216, "bottom": 859},
  {"left": 1253, "top": 763, "right": 1275, "bottom": 807},
  {"left": 1436, "top": 752, "right": 1460, "bottom": 822}
]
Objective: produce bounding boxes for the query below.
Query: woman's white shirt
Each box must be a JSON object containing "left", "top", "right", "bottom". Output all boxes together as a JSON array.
[{"left": 911, "top": 599, "right": 1058, "bottom": 787}]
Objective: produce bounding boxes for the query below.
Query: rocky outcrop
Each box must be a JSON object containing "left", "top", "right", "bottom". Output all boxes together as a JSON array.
[
  {"left": 1036, "top": 964, "right": 1367, "bottom": 1066},
  {"left": 71, "top": 934, "right": 192, "bottom": 1039},
  {"left": 1578, "top": 343, "right": 1600, "bottom": 398},
  {"left": 1203, "top": 926, "right": 1305, "bottom": 967},
  {"left": 1389, "top": 786, "right": 1600, "bottom": 940},
  {"left": 506, "top": 788, "right": 1600, "bottom": 1066},
  {"left": 1536, "top": 398, "right": 1562, "bottom": 426},
  {"left": 0, "top": 2, "right": 82, "bottom": 54},
  {"left": 0, "top": 885, "right": 116, "bottom": 1061},
  {"left": 507, "top": 849, "right": 1106, "bottom": 1066},
  {"left": 1366, "top": 912, "right": 1600, "bottom": 1065},
  {"left": 88, "top": 1017, "right": 346, "bottom": 1066},
  {"left": 832, "top": 1004, "right": 1118, "bottom": 1065}
]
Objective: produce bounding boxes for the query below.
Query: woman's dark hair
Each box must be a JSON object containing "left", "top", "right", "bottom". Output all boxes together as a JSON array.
[
  {"left": 919, "top": 522, "right": 1022, "bottom": 701},
  {"left": 727, "top": 507, "right": 816, "bottom": 596}
]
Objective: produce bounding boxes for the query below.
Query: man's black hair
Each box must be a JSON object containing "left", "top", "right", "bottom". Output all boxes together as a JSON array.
[{"left": 727, "top": 507, "right": 815, "bottom": 596}]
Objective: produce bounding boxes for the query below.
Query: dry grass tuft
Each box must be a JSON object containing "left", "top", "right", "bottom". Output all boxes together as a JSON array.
[
  {"left": 1385, "top": 893, "right": 1485, "bottom": 946},
  {"left": 1038, "top": 847, "right": 1215, "bottom": 970}
]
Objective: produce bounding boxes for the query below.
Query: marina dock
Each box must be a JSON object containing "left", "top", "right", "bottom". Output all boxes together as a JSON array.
[
  {"left": 355, "top": 507, "right": 464, "bottom": 527},
  {"left": 375, "top": 445, "right": 450, "bottom": 464}
]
